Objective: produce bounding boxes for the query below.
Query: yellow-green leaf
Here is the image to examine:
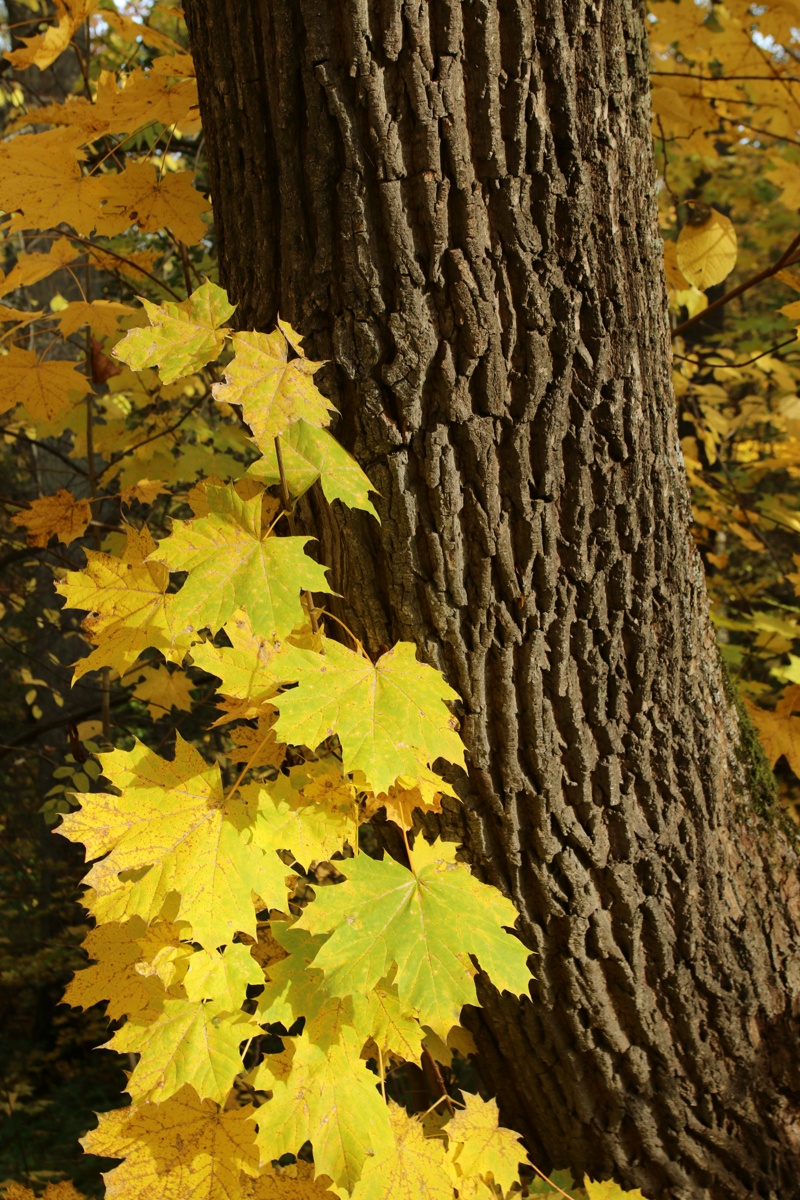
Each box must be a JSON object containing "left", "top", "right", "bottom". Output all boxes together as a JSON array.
[
  {"left": 247, "top": 420, "right": 380, "bottom": 519},
  {"left": 149, "top": 483, "right": 336, "bottom": 638},
  {"left": 212, "top": 329, "right": 337, "bottom": 449},
  {"left": 113, "top": 281, "right": 235, "bottom": 385},
  {"left": 294, "top": 839, "right": 530, "bottom": 1039},
  {"left": 273, "top": 639, "right": 465, "bottom": 797}
]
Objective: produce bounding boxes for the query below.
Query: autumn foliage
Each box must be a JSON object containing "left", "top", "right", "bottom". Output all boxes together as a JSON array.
[{"left": 2, "top": 0, "right": 800, "bottom": 1197}]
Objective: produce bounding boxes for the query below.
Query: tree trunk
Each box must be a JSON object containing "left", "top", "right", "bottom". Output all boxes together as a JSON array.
[{"left": 184, "top": 3, "right": 800, "bottom": 1197}]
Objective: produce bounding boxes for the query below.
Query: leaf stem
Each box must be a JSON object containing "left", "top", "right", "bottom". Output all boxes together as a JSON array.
[
  {"left": 377, "top": 1044, "right": 386, "bottom": 1103},
  {"left": 316, "top": 607, "right": 365, "bottom": 657}
]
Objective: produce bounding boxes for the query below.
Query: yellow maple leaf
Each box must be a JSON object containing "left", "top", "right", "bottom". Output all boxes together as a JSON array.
[
  {"left": 63, "top": 917, "right": 176, "bottom": 1021},
  {"left": 189, "top": 609, "right": 314, "bottom": 722},
  {"left": 11, "top": 488, "right": 92, "bottom": 547},
  {"left": 228, "top": 712, "right": 286, "bottom": 769},
  {"left": 0, "top": 303, "right": 41, "bottom": 326},
  {"left": 0, "top": 128, "right": 104, "bottom": 236},
  {"left": 347, "top": 1101, "right": 453, "bottom": 1200},
  {"left": 107, "top": 998, "right": 255, "bottom": 1104},
  {"left": 2, "top": 1183, "right": 87, "bottom": 1200},
  {"left": 58, "top": 734, "right": 292, "bottom": 945},
  {"left": 92, "top": 70, "right": 199, "bottom": 138},
  {"left": 56, "top": 524, "right": 192, "bottom": 680},
  {"left": 81, "top": 1084, "right": 260, "bottom": 1200},
  {"left": 212, "top": 327, "right": 336, "bottom": 451},
  {"left": 583, "top": 1181, "right": 648, "bottom": 1200},
  {"left": 57, "top": 300, "right": 136, "bottom": 339},
  {"left": 676, "top": 206, "right": 737, "bottom": 291},
  {"left": 444, "top": 1093, "right": 527, "bottom": 1194},
  {"left": 5, "top": 0, "right": 99, "bottom": 71},
  {"left": 0, "top": 346, "right": 91, "bottom": 422},
  {"left": 94, "top": 161, "right": 210, "bottom": 245},
  {"left": 132, "top": 664, "right": 196, "bottom": 719},
  {"left": 100, "top": 8, "right": 184, "bottom": 54},
  {"left": 0, "top": 237, "right": 79, "bottom": 296},
  {"left": 241, "top": 1162, "right": 337, "bottom": 1199},
  {"left": 745, "top": 688, "right": 800, "bottom": 777},
  {"left": 119, "top": 479, "right": 168, "bottom": 506}
]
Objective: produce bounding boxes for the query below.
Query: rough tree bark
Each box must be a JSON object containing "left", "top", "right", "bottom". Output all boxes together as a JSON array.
[{"left": 183, "top": 3, "right": 800, "bottom": 1197}]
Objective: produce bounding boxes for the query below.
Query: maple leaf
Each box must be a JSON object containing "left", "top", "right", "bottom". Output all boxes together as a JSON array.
[
  {"left": 81, "top": 1084, "right": 260, "bottom": 1200},
  {"left": 356, "top": 974, "right": 427, "bottom": 1064},
  {"left": 62, "top": 917, "right": 168, "bottom": 1021},
  {"left": 421, "top": 1024, "right": 477, "bottom": 1068},
  {"left": 0, "top": 303, "right": 41, "bottom": 326},
  {"left": 582, "top": 1182, "right": 648, "bottom": 1200},
  {"left": 119, "top": 479, "right": 169, "bottom": 506},
  {"left": 58, "top": 735, "right": 292, "bottom": 945},
  {"left": 149, "top": 483, "right": 335, "bottom": 638},
  {"left": 228, "top": 713, "right": 287, "bottom": 770},
  {"left": 57, "top": 299, "right": 136, "bottom": 339},
  {"left": 0, "top": 128, "right": 103, "bottom": 235},
  {"left": 182, "top": 944, "right": 265, "bottom": 1009},
  {"left": 132, "top": 664, "right": 195, "bottom": 719},
  {"left": 55, "top": 525, "right": 192, "bottom": 680},
  {"left": 347, "top": 1101, "right": 453, "bottom": 1200},
  {"left": 5, "top": 0, "right": 98, "bottom": 70},
  {"left": 444, "top": 1093, "right": 527, "bottom": 1194},
  {"left": 252, "top": 1028, "right": 393, "bottom": 1191},
  {"left": 0, "top": 346, "right": 90, "bottom": 421},
  {"left": 746, "top": 688, "right": 800, "bottom": 776},
  {"left": 107, "top": 997, "right": 255, "bottom": 1103},
  {"left": 676, "top": 206, "right": 738, "bottom": 291},
  {"left": 0, "top": 237, "right": 78, "bottom": 296},
  {"left": 212, "top": 329, "right": 337, "bottom": 449},
  {"left": 360, "top": 760, "right": 459, "bottom": 827},
  {"left": 3, "top": 1184, "right": 87, "bottom": 1200},
  {"left": 241, "top": 1161, "right": 337, "bottom": 1199},
  {"left": 247, "top": 420, "right": 380, "bottom": 518},
  {"left": 294, "top": 839, "right": 530, "bottom": 1040},
  {"left": 273, "top": 639, "right": 466, "bottom": 797},
  {"left": 93, "top": 70, "right": 199, "bottom": 137},
  {"left": 94, "top": 161, "right": 210, "bottom": 245},
  {"left": 190, "top": 609, "right": 314, "bottom": 724},
  {"left": 11, "top": 489, "right": 92, "bottom": 547},
  {"left": 249, "top": 780, "right": 354, "bottom": 870},
  {"left": 113, "top": 281, "right": 235, "bottom": 385},
  {"left": 135, "top": 920, "right": 195, "bottom": 990}
]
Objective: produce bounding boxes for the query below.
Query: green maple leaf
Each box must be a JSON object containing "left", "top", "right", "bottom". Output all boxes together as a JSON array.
[
  {"left": 108, "top": 998, "right": 255, "bottom": 1103},
  {"left": 148, "top": 483, "right": 336, "bottom": 638},
  {"left": 444, "top": 1093, "right": 528, "bottom": 1193},
  {"left": 273, "top": 639, "right": 466, "bottom": 797},
  {"left": 294, "top": 840, "right": 530, "bottom": 1039},
  {"left": 59, "top": 735, "right": 292, "bottom": 947},
  {"left": 247, "top": 420, "right": 380, "bottom": 519},
  {"left": 252, "top": 1028, "right": 393, "bottom": 1191},
  {"left": 212, "top": 328, "right": 337, "bottom": 449},
  {"left": 112, "top": 280, "right": 235, "bottom": 385}
]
